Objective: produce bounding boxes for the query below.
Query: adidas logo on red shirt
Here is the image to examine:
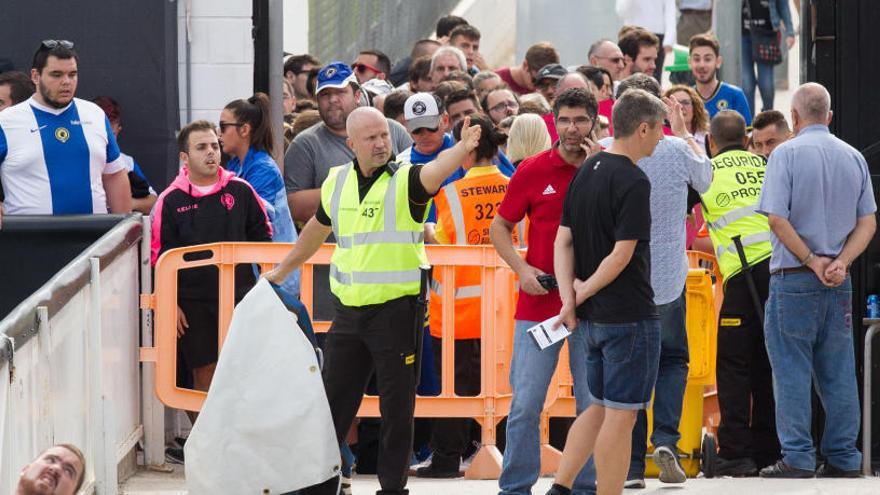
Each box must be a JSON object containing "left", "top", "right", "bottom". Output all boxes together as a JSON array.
[{"left": 542, "top": 184, "right": 556, "bottom": 195}]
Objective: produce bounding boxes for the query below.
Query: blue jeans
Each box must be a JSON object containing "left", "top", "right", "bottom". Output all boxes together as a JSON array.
[
  {"left": 499, "top": 320, "right": 597, "bottom": 495},
  {"left": 741, "top": 32, "right": 776, "bottom": 114},
  {"left": 629, "top": 292, "right": 689, "bottom": 477},
  {"left": 584, "top": 319, "right": 661, "bottom": 409},
  {"left": 764, "top": 272, "right": 862, "bottom": 471}
]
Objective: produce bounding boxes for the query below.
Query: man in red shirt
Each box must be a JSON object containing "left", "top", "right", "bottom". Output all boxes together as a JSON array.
[
  {"left": 495, "top": 42, "right": 560, "bottom": 96},
  {"left": 490, "top": 88, "right": 601, "bottom": 495}
]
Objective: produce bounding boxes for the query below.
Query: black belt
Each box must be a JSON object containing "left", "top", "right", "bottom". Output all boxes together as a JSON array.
[
  {"left": 770, "top": 266, "right": 813, "bottom": 275},
  {"left": 680, "top": 9, "right": 712, "bottom": 14}
]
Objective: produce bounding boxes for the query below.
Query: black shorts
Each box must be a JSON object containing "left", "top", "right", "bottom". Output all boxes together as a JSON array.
[{"left": 177, "top": 298, "right": 219, "bottom": 369}]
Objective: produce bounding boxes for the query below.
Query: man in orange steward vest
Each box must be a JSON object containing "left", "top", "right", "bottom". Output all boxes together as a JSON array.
[{"left": 416, "top": 113, "right": 515, "bottom": 478}]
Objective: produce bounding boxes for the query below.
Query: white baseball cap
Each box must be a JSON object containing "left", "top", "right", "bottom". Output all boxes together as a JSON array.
[{"left": 403, "top": 92, "right": 442, "bottom": 132}]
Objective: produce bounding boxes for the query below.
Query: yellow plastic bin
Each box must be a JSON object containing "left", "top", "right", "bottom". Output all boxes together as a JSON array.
[{"left": 644, "top": 268, "right": 718, "bottom": 478}]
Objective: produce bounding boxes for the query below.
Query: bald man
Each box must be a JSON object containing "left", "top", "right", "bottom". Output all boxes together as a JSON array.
[
  {"left": 588, "top": 39, "right": 626, "bottom": 82},
  {"left": 267, "top": 109, "right": 483, "bottom": 494},
  {"left": 757, "top": 83, "right": 877, "bottom": 479},
  {"left": 17, "top": 445, "right": 85, "bottom": 495}
]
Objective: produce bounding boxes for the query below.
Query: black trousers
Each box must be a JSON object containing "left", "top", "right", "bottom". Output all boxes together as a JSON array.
[
  {"left": 716, "top": 259, "right": 780, "bottom": 467},
  {"left": 304, "top": 295, "right": 419, "bottom": 495},
  {"left": 428, "top": 337, "right": 481, "bottom": 470}
]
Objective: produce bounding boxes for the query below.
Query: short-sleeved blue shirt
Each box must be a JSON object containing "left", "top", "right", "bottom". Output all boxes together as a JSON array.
[
  {"left": 699, "top": 81, "right": 752, "bottom": 125},
  {"left": 757, "top": 124, "right": 877, "bottom": 271}
]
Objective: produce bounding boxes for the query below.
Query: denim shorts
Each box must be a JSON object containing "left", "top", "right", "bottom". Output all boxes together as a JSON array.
[{"left": 583, "top": 319, "right": 661, "bottom": 410}]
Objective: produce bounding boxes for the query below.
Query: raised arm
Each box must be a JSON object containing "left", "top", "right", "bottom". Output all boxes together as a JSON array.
[{"left": 419, "top": 116, "right": 481, "bottom": 195}]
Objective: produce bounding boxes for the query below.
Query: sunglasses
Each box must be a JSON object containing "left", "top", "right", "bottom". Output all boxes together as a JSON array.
[
  {"left": 219, "top": 121, "right": 244, "bottom": 132},
  {"left": 595, "top": 55, "right": 624, "bottom": 64},
  {"left": 412, "top": 127, "right": 440, "bottom": 135},
  {"left": 353, "top": 62, "right": 383, "bottom": 75},
  {"left": 40, "top": 39, "right": 74, "bottom": 50}
]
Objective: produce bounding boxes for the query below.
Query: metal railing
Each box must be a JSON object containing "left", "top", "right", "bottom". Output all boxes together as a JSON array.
[
  {"left": 864, "top": 318, "right": 880, "bottom": 476},
  {"left": 0, "top": 215, "right": 154, "bottom": 494}
]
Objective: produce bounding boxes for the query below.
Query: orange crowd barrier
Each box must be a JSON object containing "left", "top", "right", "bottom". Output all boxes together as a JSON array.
[
  {"left": 141, "top": 242, "right": 520, "bottom": 478},
  {"left": 142, "top": 243, "right": 718, "bottom": 480}
]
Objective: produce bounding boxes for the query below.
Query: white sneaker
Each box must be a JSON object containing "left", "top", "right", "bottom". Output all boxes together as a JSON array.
[
  {"left": 340, "top": 475, "right": 352, "bottom": 495},
  {"left": 653, "top": 445, "right": 686, "bottom": 483},
  {"left": 623, "top": 478, "right": 646, "bottom": 489}
]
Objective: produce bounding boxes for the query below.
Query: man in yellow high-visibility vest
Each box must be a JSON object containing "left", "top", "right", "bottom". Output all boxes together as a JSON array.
[
  {"left": 267, "top": 107, "right": 481, "bottom": 495},
  {"left": 701, "top": 110, "right": 779, "bottom": 476}
]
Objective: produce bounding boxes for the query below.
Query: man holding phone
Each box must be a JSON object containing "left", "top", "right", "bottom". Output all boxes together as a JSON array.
[{"left": 490, "top": 87, "right": 602, "bottom": 495}]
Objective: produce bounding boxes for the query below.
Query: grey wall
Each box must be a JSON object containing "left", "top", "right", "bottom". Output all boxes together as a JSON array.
[{"left": 516, "top": 0, "right": 622, "bottom": 67}]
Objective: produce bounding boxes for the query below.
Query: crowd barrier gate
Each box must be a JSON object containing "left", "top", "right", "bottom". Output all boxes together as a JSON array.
[{"left": 143, "top": 243, "right": 718, "bottom": 480}]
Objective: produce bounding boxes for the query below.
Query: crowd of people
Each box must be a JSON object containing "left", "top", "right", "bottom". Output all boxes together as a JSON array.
[{"left": 2, "top": 1, "right": 877, "bottom": 495}]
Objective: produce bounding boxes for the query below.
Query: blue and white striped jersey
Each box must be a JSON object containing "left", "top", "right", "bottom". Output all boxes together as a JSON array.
[{"left": 0, "top": 96, "right": 124, "bottom": 214}]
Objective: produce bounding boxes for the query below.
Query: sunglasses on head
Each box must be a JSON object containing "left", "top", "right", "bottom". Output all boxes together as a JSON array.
[
  {"left": 353, "top": 62, "right": 382, "bottom": 75},
  {"left": 41, "top": 39, "right": 74, "bottom": 50}
]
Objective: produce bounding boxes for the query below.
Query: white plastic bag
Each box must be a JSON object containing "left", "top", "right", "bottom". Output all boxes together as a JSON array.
[{"left": 185, "top": 278, "right": 339, "bottom": 494}]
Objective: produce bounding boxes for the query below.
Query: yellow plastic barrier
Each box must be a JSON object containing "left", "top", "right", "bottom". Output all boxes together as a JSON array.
[{"left": 644, "top": 268, "right": 717, "bottom": 477}]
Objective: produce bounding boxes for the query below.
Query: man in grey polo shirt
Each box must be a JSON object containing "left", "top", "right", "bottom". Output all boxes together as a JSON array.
[
  {"left": 285, "top": 61, "right": 412, "bottom": 224},
  {"left": 602, "top": 74, "right": 713, "bottom": 487},
  {"left": 284, "top": 62, "right": 412, "bottom": 323},
  {"left": 757, "top": 82, "right": 876, "bottom": 478}
]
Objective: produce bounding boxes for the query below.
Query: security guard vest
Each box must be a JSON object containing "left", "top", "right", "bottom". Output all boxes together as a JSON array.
[
  {"left": 429, "top": 166, "right": 520, "bottom": 340},
  {"left": 320, "top": 161, "right": 428, "bottom": 307},
  {"left": 700, "top": 148, "right": 773, "bottom": 281}
]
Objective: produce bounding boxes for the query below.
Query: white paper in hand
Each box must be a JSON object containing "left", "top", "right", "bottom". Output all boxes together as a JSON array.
[
  {"left": 527, "top": 316, "right": 571, "bottom": 350},
  {"left": 185, "top": 278, "right": 339, "bottom": 494}
]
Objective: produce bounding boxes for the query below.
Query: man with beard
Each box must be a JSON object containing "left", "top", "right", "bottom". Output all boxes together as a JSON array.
[
  {"left": 491, "top": 88, "right": 601, "bottom": 495},
  {"left": 750, "top": 109, "right": 792, "bottom": 159},
  {"left": 16, "top": 444, "right": 85, "bottom": 495},
  {"left": 284, "top": 62, "right": 412, "bottom": 223},
  {"left": 0, "top": 40, "right": 131, "bottom": 227},
  {"left": 689, "top": 33, "right": 752, "bottom": 124}
]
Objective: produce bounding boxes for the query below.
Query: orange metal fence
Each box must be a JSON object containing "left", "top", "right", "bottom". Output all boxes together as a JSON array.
[{"left": 142, "top": 243, "right": 719, "bottom": 479}]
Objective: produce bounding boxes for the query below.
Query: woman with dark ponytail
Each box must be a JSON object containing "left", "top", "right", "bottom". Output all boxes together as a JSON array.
[
  {"left": 220, "top": 92, "right": 301, "bottom": 300},
  {"left": 417, "top": 113, "right": 520, "bottom": 478}
]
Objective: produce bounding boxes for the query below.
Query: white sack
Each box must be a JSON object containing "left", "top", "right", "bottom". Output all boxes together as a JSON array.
[{"left": 185, "top": 278, "right": 339, "bottom": 494}]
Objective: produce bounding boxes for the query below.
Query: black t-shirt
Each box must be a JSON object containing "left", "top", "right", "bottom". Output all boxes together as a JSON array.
[
  {"left": 743, "top": 0, "right": 773, "bottom": 33},
  {"left": 315, "top": 159, "right": 433, "bottom": 226},
  {"left": 560, "top": 151, "right": 657, "bottom": 323}
]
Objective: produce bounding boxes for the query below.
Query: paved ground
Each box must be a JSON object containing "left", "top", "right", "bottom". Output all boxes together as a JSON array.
[{"left": 119, "top": 465, "right": 880, "bottom": 494}]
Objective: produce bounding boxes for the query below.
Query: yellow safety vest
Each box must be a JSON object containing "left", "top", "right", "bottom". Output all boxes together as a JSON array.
[
  {"left": 700, "top": 148, "right": 773, "bottom": 281},
  {"left": 320, "top": 161, "right": 428, "bottom": 306}
]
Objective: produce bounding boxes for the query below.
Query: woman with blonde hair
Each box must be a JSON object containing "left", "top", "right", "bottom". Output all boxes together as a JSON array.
[
  {"left": 664, "top": 84, "right": 710, "bottom": 149},
  {"left": 506, "top": 113, "right": 552, "bottom": 167}
]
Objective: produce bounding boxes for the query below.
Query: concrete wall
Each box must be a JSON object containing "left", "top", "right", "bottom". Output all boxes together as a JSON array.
[
  {"left": 453, "top": 0, "right": 518, "bottom": 68},
  {"left": 177, "top": 0, "right": 254, "bottom": 126},
  {"left": 516, "top": 0, "right": 621, "bottom": 68},
  {"left": 283, "top": 0, "right": 310, "bottom": 56}
]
